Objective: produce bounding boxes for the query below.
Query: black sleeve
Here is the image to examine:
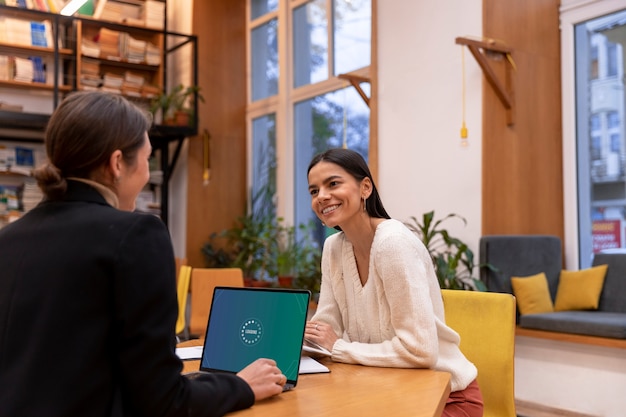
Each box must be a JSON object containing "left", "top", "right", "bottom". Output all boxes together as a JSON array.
[{"left": 113, "top": 214, "right": 254, "bottom": 417}]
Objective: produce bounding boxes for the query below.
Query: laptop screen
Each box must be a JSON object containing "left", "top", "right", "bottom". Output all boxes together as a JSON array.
[{"left": 200, "top": 286, "right": 310, "bottom": 388}]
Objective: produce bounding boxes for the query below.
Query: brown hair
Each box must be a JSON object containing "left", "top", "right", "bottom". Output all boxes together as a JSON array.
[
  {"left": 34, "top": 91, "right": 151, "bottom": 199},
  {"left": 308, "top": 148, "right": 391, "bottom": 221}
]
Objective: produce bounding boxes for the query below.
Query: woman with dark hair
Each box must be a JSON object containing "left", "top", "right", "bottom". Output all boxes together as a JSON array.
[
  {"left": 304, "top": 148, "right": 483, "bottom": 417},
  {"left": 0, "top": 91, "right": 287, "bottom": 417}
]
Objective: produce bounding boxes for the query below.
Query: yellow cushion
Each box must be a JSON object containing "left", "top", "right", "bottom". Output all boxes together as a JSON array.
[
  {"left": 554, "top": 264, "right": 608, "bottom": 311},
  {"left": 510, "top": 272, "right": 554, "bottom": 315}
]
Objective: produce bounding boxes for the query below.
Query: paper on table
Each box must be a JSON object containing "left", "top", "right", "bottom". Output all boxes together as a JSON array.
[
  {"left": 299, "top": 356, "right": 330, "bottom": 374},
  {"left": 176, "top": 346, "right": 203, "bottom": 360}
]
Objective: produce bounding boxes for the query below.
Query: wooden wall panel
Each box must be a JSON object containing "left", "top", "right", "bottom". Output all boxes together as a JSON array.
[
  {"left": 186, "top": 2, "right": 247, "bottom": 267},
  {"left": 482, "top": 0, "right": 564, "bottom": 241}
]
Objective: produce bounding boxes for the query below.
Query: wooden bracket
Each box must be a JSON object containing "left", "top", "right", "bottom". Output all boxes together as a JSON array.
[
  {"left": 337, "top": 73, "right": 370, "bottom": 107},
  {"left": 456, "top": 36, "right": 515, "bottom": 125}
]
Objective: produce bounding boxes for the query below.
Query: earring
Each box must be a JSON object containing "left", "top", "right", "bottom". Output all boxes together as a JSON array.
[
  {"left": 363, "top": 197, "right": 366, "bottom": 212},
  {"left": 321, "top": 221, "right": 326, "bottom": 227}
]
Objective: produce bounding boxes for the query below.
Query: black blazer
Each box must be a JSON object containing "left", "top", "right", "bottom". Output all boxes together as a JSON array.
[{"left": 0, "top": 181, "right": 253, "bottom": 417}]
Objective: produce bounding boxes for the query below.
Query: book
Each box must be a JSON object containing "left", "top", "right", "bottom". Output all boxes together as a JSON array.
[
  {"left": 30, "top": 56, "right": 45, "bottom": 83},
  {"left": 30, "top": 21, "right": 47, "bottom": 47}
]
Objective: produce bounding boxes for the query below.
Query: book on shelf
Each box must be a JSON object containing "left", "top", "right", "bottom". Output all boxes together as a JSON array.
[
  {"left": 0, "top": 101, "right": 24, "bottom": 112},
  {"left": 96, "top": 27, "right": 121, "bottom": 59},
  {"left": 0, "top": 55, "right": 9, "bottom": 81},
  {"left": 30, "top": 56, "right": 45, "bottom": 83},
  {"left": 13, "top": 56, "right": 34, "bottom": 83},
  {"left": 33, "top": 0, "right": 48, "bottom": 12},
  {"left": 30, "top": 21, "right": 47, "bottom": 47},
  {"left": 141, "top": 0, "right": 165, "bottom": 30}
]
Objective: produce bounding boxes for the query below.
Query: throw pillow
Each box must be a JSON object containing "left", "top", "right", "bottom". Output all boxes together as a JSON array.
[
  {"left": 554, "top": 264, "right": 608, "bottom": 311},
  {"left": 510, "top": 272, "right": 554, "bottom": 315}
]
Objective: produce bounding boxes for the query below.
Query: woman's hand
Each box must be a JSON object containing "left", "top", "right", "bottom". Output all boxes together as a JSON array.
[
  {"left": 237, "top": 358, "right": 286, "bottom": 401},
  {"left": 305, "top": 321, "right": 337, "bottom": 352}
]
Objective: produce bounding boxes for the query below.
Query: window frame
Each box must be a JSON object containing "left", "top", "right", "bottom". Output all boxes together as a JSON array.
[{"left": 245, "top": 0, "right": 374, "bottom": 224}]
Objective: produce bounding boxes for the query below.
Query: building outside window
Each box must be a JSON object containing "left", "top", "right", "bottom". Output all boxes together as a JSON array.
[
  {"left": 247, "top": 0, "right": 371, "bottom": 246},
  {"left": 575, "top": 9, "right": 626, "bottom": 265}
]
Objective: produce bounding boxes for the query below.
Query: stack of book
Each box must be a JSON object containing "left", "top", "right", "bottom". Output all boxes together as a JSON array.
[
  {"left": 80, "top": 57, "right": 102, "bottom": 90},
  {"left": 141, "top": 83, "right": 160, "bottom": 99},
  {"left": 97, "top": 27, "right": 120, "bottom": 60},
  {"left": 12, "top": 57, "right": 34, "bottom": 83},
  {"left": 0, "top": 17, "right": 52, "bottom": 47},
  {"left": 21, "top": 177, "right": 43, "bottom": 213},
  {"left": 141, "top": 0, "right": 165, "bottom": 30},
  {"left": 119, "top": 33, "right": 146, "bottom": 64},
  {"left": 121, "top": 70, "right": 145, "bottom": 97},
  {"left": 101, "top": 72, "right": 123, "bottom": 94},
  {"left": 81, "top": 38, "right": 101, "bottom": 58},
  {"left": 145, "top": 42, "right": 161, "bottom": 66},
  {"left": 0, "top": 55, "right": 9, "bottom": 81}
]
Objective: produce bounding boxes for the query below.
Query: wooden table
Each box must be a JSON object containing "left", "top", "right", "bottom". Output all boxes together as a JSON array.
[{"left": 178, "top": 339, "right": 451, "bottom": 417}]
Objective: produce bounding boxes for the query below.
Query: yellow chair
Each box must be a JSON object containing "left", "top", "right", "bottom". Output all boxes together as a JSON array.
[
  {"left": 175, "top": 257, "right": 188, "bottom": 286},
  {"left": 175, "top": 265, "right": 192, "bottom": 336},
  {"left": 189, "top": 268, "right": 244, "bottom": 338},
  {"left": 441, "top": 289, "right": 517, "bottom": 417}
]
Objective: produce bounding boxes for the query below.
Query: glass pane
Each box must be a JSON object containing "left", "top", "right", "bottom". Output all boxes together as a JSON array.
[
  {"left": 252, "top": 113, "right": 277, "bottom": 215},
  {"left": 333, "top": 0, "right": 371, "bottom": 75},
  {"left": 293, "top": 86, "right": 370, "bottom": 246},
  {"left": 575, "top": 9, "right": 626, "bottom": 267},
  {"left": 293, "top": 0, "right": 328, "bottom": 88},
  {"left": 250, "top": 0, "right": 278, "bottom": 20},
  {"left": 251, "top": 19, "right": 279, "bottom": 101}
]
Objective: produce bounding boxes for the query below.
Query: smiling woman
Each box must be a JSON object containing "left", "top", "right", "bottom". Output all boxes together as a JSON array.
[{"left": 304, "top": 148, "right": 484, "bottom": 417}]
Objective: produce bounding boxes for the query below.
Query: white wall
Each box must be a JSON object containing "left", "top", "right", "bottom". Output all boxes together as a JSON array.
[
  {"left": 377, "top": 0, "right": 483, "bottom": 256},
  {"left": 516, "top": 336, "right": 626, "bottom": 417}
]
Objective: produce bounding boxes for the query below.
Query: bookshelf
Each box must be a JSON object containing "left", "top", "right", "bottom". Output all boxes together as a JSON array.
[{"left": 0, "top": 1, "right": 198, "bottom": 228}]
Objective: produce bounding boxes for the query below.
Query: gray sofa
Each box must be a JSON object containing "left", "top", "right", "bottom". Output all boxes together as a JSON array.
[{"left": 479, "top": 235, "right": 626, "bottom": 339}]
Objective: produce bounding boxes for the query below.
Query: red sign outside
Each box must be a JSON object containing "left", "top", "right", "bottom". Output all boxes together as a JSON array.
[{"left": 592, "top": 219, "right": 622, "bottom": 253}]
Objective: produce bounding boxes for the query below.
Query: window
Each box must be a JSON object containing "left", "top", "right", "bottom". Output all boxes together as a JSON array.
[
  {"left": 573, "top": 9, "right": 626, "bottom": 265},
  {"left": 247, "top": 0, "right": 371, "bottom": 242}
]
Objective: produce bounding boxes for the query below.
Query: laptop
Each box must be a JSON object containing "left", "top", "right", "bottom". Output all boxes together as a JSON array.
[{"left": 199, "top": 286, "right": 311, "bottom": 391}]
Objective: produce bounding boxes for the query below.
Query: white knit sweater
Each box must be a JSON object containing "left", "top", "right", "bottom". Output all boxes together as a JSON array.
[{"left": 311, "top": 219, "right": 477, "bottom": 392}]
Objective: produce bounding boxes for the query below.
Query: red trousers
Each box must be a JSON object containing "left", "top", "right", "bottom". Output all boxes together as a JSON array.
[{"left": 442, "top": 379, "right": 483, "bottom": 417}]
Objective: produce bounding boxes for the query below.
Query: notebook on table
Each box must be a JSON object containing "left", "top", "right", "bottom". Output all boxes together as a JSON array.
[{"left": 199, "top": 286, "right": 311, "bottom": 391}]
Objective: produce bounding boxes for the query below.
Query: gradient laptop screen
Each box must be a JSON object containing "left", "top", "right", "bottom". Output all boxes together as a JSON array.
[{"left": 200, "top": 286, "right": 310, "bottom": 389}]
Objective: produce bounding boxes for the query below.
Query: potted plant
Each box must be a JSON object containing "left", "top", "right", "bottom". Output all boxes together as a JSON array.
[
  {"left": 405, "top": 210, "right": 489, "bottom": 291},
  {"left": 202, "top": 184, "right": 279, "bottom": 286},
  {"left": 149, "top": 84, "right": 204, "bottom": 126},
  {"left": 202, "top": 185, "right": 323, "bottom": 290},
  {"left": 276, "top": 223, "right": 298, "bottom": 288},
  {"left": 275, "top": 220, "right": 322, "bottom": 289}
]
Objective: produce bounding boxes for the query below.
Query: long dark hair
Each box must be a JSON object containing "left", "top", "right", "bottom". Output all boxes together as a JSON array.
[{"left": 307, "top": 148, "right": 391, "bottom": 222}]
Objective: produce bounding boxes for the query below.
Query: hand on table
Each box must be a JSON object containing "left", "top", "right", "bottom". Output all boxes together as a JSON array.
[
  {"left": 305, "top": 321, "right": 337, "bottom": 353},
  {"left": 237, "top": 358, "right": 286, "bottom": 401}
]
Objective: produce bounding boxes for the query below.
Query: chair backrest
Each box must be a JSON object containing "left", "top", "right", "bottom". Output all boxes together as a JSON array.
[
  {"left": 480, "top": 235, "right": 562, "bottom": 301},
  {"left": 175, "top": 257, "right": 188, "bottom": 285},
  {"left": 189, "top": 268, "right": 244, "bottom": 337},
  {"left": 175, "top": 265, "right": 192, "bottom": 335},
  {"left": 441, "top": 289, "right": 517, "bottom": 417}
]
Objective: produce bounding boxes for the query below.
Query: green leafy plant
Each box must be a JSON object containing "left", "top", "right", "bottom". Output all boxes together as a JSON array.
[
  {"left": 405, "top": 210, "right": 488, "bottom": 291},
  {"left": 149, "top": 84, "right": 204, "bottom": 125},
  {"left": 202, "top": 185, "right": 278, "bottom": 281},
  {"left": 201, "top": 185, "right": 322, "bottom": 290}
]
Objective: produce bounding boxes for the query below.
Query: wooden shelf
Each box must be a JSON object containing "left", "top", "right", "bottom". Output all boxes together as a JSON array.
[
  {"left": 0, "top": 80, "right": 73, "bottom": 92},
  {"left": 455, "top": 36, "right": 516, "bottom": 125},
  {"left": 0, "top": 42, "right": 74, "bottom": 57}
]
